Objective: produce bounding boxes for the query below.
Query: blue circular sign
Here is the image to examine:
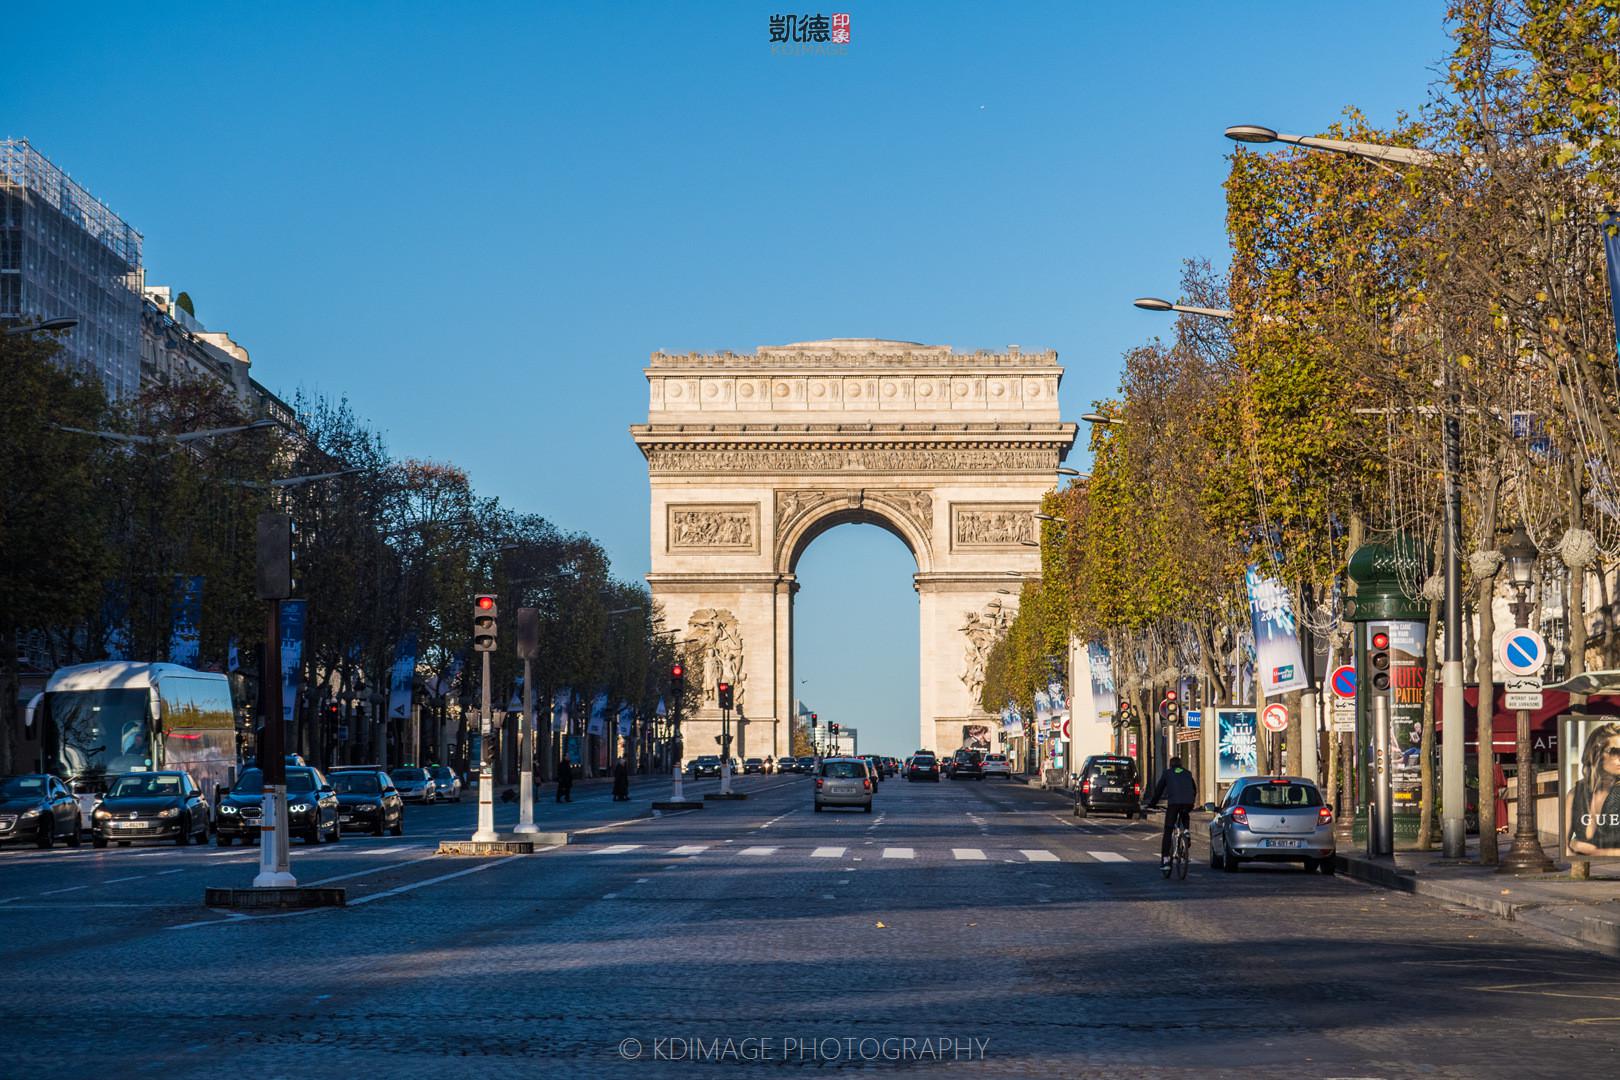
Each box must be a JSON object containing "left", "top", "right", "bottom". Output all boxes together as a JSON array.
[
  {"left": 1331, "top": 664, "right": 1357, "bottom": 699},
  {"left": 1500, "top": 629, "right": 1546, "bottom": 676}
]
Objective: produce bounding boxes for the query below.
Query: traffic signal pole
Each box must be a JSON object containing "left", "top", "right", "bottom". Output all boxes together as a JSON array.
[
  {"left": 254, "top": 597, "right": 295, "bottom": 888},
  {"left": 471, "top": 595, "right": 498, "bottom": 843},
  {"left": 670, "top": 663, "right": 686, "bottom": 803},
  {"left": 514, "top": 655, "right": 537, "bottom": 834}
]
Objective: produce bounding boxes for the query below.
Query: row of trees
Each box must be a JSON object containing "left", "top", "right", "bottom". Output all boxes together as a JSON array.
[
  {"left": 981, "top": 0, "right": 1619, "bottom": 851},
  {"left": 0, "top": 331, "right": 674, "bottom": 776}
]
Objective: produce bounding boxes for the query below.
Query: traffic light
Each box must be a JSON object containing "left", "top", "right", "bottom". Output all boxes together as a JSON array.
[
  {"left": 255, "top": 511, "right": 292, "bottom": 600},
  {"left": 670, "top": 662, "right": 685, "bottom": 698},
  {"left": 717, "top": 681, "right": 733, "bottom": 710},
  {"left": 831, "top": 722, "right": 840, "bottom": 735},
  {"left": 1368, "top": 629, "right": 1392, "bottom": 691},
  {"left": 472, "top": 594, "right": 498, "bottom": 652},
  {"left": 810, "top": 712, "right": 817, "bottom": 724}
]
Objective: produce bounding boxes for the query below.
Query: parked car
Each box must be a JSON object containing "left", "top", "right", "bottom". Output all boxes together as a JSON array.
[
  {"left": 690, "top": 755, "right": 722, "bottom": 778},
  {"left": 428, "top": 765, "right": 463, "bottom": 802},
  {"left": 744, "top": 757, "right": 765, "bottom": 774},
  {"left": 92, "top": 771, "right": 209, "bottom": 847},
  {"left": 1073, "top": 755, "right": 1141, "bottom": 818},
  {"left": 815, "top": 757, "right": 873, "bottom": 813},
  {"left": 389, "top": 766, "right": 437, "bottom": 803},
  {"left": 0, "top": 774, "right": 81, "bottom": 848},
  {"left": 1207, "top": 776, "right": 1336, "bottom": 873},
  {"left": 906, "top": 754, "right": 941, "bottom": 782},
  {"left": 216, "top": 766, "right": 340, "bottom": 846},
  {"left": 982, "top": 753, "right": 1012, "bottom": 779},
  {"left": 329, "top": 767, "right": 406, "bottom": 837},
  {"left": 950, "top": 750, "right": 985, "bottom": 781}
]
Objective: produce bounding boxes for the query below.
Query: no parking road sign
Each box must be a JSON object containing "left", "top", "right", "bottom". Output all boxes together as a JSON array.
[
  {"left": 1330, "top": 665, "right": 1357, "bottom": 700},
  {"left": 1262, "top": 703, "right": 1289, "bottom": 733},
  {"left": 1498, "top": 628, "right": 1548, "bottom": 677}
]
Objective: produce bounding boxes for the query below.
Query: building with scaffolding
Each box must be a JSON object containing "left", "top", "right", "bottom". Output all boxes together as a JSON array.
[{"left": 1, "top": 138, "right": 143, "bottom": 399}]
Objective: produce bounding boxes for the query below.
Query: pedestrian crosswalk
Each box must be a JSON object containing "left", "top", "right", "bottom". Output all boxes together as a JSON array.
[{"left": 580, "top": 843, "right": 1139, "bottom": 864}]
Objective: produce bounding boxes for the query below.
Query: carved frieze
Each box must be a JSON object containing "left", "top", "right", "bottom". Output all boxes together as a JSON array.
[
  {"left": 773, "top": 488, "right": 933, "bottom": 556},
  {"left": 686, "top": 608, "right": 745, "bottom": 708},
  {"left": 960, "top": 596, "right": 1014, "bottom": 700},
  {"left": 952, "top": 503, "right": 1039, "bottom": 550},
  {"left": 646, "top": 446, "right": 1057, "bottom": 475},
  {"left": 666, "top": 503, "right": 759, "bottom": 554}
]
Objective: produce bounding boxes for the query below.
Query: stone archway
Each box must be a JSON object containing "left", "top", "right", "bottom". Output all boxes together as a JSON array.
[{"left": 631, "top": 339, "right": 1076, "bottom": 761}]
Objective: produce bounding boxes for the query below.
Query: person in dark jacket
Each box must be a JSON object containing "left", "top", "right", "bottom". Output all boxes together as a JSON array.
[
  {"left": 612, "top": 757, "right": 630, "bottom": 801},
  {"left": 555, "top": 756, "right": 574, "bottom": 803},
  {"left": 1145, "top": 756, "right": 1198, "bottom": 869}
]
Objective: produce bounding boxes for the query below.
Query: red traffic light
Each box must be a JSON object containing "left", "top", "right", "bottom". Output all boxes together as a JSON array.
[
  {"left": 1165, "top": 689, "right": 1178, "bottom": 702},
  {"left": 1371, "top": 631, "right": 1390, "bottom": 650},
  {"left": 717, "top": 681, "right": 730, "bottom": 692},
  {"left": 671, "top": 662, "right": 684, "bottom": 679},
  {"left": 476, "top": 595, "right": 495, "bottom": 610}
]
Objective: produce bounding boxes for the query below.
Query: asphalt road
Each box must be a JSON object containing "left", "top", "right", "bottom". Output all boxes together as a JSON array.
[{"left": 3, "top": 771, "right": 1615, "bottom": 1078}]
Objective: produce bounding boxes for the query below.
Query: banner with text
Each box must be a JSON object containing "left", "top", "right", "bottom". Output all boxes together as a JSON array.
[
  {"left": 1245, "top": 565, "right": 1308, "bottom": 697},
  {"left": 279, "top": 600, "right": 307, "bottom": 726}
]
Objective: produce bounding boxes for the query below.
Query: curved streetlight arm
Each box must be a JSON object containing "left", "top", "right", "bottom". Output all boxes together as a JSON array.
[{"left": 1226, "top": 125, "right": 1438, "bottom": 168}]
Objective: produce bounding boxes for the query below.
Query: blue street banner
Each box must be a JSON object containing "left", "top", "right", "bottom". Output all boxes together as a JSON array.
[
  {"left": 1086, "top": 642, "right": 1117, "bottom": 723},
  {"left": 552, "top": 691, "right": 571, "bottom": 735},
  {"left": 1216, "top": 707, "right": 1259, "bottom": 782},
  {"left": 1603, "top": 212, "right": 1620, "bottom": 370},
  {"left": 588, "top": 692, "right": 610, "bottom": 738},
  {"left": 388, "top": 632, "right": 418, "bottom": 723},
  {"left": 618, "top": 706, "right": 633, "bottom": 740},
  {"left": 565, "top": 734, "right": 583, "bottom": 766},
  {"left": 227, "top": 638, "right": 240, "bottom": 674},
  {"left": 167, "top": 575, "right": 204, "bottom": 667},
  {"left": 279, "top": 599, "right": 307, "bottom": 726},
  {"left": 1245, "top": 565, "right": 1309, "bottom": 697}
]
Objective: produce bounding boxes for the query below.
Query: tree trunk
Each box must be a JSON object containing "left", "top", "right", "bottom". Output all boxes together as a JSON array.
[
  {"left": 1419, "top": 588, "right": 1442, "bottom": 852},
  {"left": 1477, "top": 466, "right": 1502, "bottom": 865},
  {"left": 1569, "top": 458, "right": 1590, "bottom": 880}
]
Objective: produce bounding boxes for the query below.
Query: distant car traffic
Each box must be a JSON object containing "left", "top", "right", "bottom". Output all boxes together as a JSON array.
[
  {"left": 92, "top": 771, "right": 209, "bottom": 847},
  {"left": 0, "top": 774, "right": 81, "bottom": 848},
  {"left": 777, "top": 756, "right": 798, "bottom": 773},
  {"left": 744, "top": 757, "right": 764, "bottom": 774},
  {"left": 950, "top": 750, "right": 984, "bottom": 781},
  {"left": 1073, "top": 755, "right": 1141, "bottom": 818},
  {"left": 216, "top": 766, "right": 340, "bottom": 846},
  {"left": 815, "top": 757, "right": 873, "bottom": 813},
  {"left": 330, "top": 768, "right": 406, "bottom": 836},
  {"left": 906, "top": 754, "right": 940, "bottom": 782},
  {"left": 1207, "top": 776, "right": 1336, "bottom": 873},
  {"left": 690, "top": 756, "right": 722, "bottom": 778},
  {"left": 428, "top": 765, "right": 463, "bottom": 802},
  {"left": 389, "top": 766, "right": 437, "bottom": 803},
  {"left": 982, "top": 753, "right": 1012, "bottom": 779}
]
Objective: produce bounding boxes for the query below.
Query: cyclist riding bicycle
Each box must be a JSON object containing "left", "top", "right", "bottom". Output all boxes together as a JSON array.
[{"left": 1144, "top": 756, "right": 1198, "bottom": 871}]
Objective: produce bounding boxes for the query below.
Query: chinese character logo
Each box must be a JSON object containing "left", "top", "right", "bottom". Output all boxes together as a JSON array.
[{"left": 770, "top": 12, "right": 850, "bottom": 52}]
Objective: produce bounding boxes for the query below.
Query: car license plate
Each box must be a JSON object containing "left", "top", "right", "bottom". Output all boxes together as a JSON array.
[
  {"left": 1264, "top": 838, "right": 1304, "bottom": 848},
  {"left": 1104, "top": 787, "right": 1122, "bottom": 794},
  {"left": 340, "top": 815, "right": 354, "bottom": 823}
]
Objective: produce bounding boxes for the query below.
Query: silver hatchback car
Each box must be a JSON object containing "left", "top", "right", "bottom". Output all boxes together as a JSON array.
[
  {"left": 1206, "top": 776, "right": 1336, "bottom": 874},
  {"left": 815, "top": 757, "right": 873, "bottom": 813}
]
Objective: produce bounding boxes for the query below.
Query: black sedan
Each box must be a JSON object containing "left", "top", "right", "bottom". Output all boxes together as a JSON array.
[
  {"left": 329, "top": 768, "right": 405, "bottom": 836},
  {"left": 0, "top": 774, "right": 82, "bottom": 848},
  {"left": 215, "top": 766, "right": 341, "bottom": 845},
  {"left": 92, "top": 771, "right": 209, "bottom": 847},
  {"left": 690, "top": 756, "right": 722, "bottom": 778}
]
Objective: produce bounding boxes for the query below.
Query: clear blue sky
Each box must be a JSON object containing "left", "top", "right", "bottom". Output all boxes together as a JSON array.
[{"left": 7, "top": 1, "right": 1453, "bottom": 756}]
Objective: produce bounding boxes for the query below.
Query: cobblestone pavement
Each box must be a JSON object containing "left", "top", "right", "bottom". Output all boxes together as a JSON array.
[{"left": 3, "top": 772, "right": 1617, "bottom": 1078}]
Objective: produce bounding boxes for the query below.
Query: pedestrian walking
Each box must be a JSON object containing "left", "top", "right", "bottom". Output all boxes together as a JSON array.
[
  {"left": 556, "top": 756, "right": 573, "bottom": 803},
  {"left": 613, "top": 757, "right": 630, "bottom": 801}
]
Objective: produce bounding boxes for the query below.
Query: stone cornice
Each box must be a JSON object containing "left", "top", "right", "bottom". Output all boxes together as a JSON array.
[{"left": 647, "top": 342, "right": 1057, "bottom": 371}]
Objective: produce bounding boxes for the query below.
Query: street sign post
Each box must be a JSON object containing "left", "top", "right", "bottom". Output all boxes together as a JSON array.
[
  {"left": 1262, "top": 703, "right": 1289, "bottom": 733},
  {"left": 1498, "top": 629, "right": 1548, "bottom": 677},
  {"left": 1330, "top": 665, "right": 1357, "bottom": 700},
  {"left": 1185, "top": 709, "right": 1201, "bottom": 730},
  {"left": 1505, "top": 674, "right": 1544, "bottom": 711}
]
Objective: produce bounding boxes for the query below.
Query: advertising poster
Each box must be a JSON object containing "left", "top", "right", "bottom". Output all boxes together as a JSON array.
[
  {"left": 167, "top": 575, "right": 204, "bottom": 667},
  {"left": 587, "top": 692, "right": 609, "bottom": 738},
  {"left": 279, "top": 599, "right": 307, "bottom": 726},
  {"left": 1245, "top": 565, "right": 1309, "bottom": 697},
  {"left": 963, "top": 724, "right": 990, "bottom": 751},
  {"left": 1561, "top": 716, "right": 1620, "bottom": 860},
  {"left": 1378, "top": 620, "right": 1428, "bottom": 823},
  {"left": 565, "top": 734, "right": 583, "bottom": 766},
  {"left": 1216, "top": 708, "right": 1259, "bottom": 782},
  {"left": 1087, "top": 642, "right": 1117, "bottom": 723},
  {"left": 387, "top": 632, "right": 417, "bottom": 723}
]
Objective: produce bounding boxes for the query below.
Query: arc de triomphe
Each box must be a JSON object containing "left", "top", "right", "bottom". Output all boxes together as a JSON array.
[{"left": 631, "top": 339, "right": 1076, "bottom": 761}]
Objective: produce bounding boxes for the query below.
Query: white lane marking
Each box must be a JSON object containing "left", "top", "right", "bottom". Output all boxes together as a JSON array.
[
  {"left": 811, "top": 847, "right": 845, "bottom": 858},
  {"left": 39, "top": 885, "right": 89, "bottom": 895},
  {"left": 740, "top": 846, "right": 777, "bottom": 856},
  {"left": 603, "top": 893, "right": 619, "bottom": 899},
  {"left": 305, "top": 853, "right": 437, "bottom": 886},
  {"left": 133, "top": 851, "right": 171, "bottom": 858},
  {"left": 594, "top": 844, "right": 642, "bottom": 855},
  {"left": 347, "top": 858, "right": 509, "bottom": 906},
  {"left": 0, "top": 896, "right": 21, "bottom": 904},
  {"left": 668, "top": 845, "right": 708, "bottom": 855},
  {"left": 758, "top": 809, "right": 798, "bottom": 829},
  {"left": 156, "top": 869, "right": 185, "bottom": 876},
  {"left": 952, "top": 848, "right": 987, "bottom": 861},
  {"left": 1088, "top": 851, "right": 1129, "bottom": 863},
  {"left": 1021, "top": 850, "right": 1060, "bottom": 862},
  {"left": 882, "top": 847, "right": 915, "bottom": 860},
  {"left": 102, "top": 875, "right": 147, "bottom": 883}
]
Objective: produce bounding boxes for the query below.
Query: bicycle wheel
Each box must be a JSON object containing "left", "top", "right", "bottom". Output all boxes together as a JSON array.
[{"left": 1175, "top": 830, "right": 1190, "bottom": 880}]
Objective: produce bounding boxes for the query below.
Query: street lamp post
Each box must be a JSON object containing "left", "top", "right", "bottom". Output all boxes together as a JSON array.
[
  {"left": 1498, "top": 526, "right": 1557, "bottom": 874},
  {"left": 4, "top": 316, "right": 78, "bottom": 336}
]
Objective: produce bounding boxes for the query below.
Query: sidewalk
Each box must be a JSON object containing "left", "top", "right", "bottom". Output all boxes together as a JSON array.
[{"left": 1336, "top": 838, "right": 1620, "bottom": 957}]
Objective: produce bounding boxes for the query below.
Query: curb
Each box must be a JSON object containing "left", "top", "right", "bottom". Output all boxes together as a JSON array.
[{"left": 1335, "top": 853, "right": 1620, "bottom": 957}]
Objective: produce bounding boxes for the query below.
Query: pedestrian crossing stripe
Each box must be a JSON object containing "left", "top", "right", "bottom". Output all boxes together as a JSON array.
[
  {"left": 811, "top": 846, "right": 846, "bottom": 858},
  {"left": 1088, "top": 851, "right": 1128, "bottom": 863},
  {"left": 581, "top": 844, "right": 1131, "bottom": 864},
  {"left": 1021, "top": 849, "right": 1059, "bottom": 862},
  {"left": 668, "top": 845, "right": 708, "bottom": 855},
  {"left": 739, "top": 846, "right": 777, "bottom": 856},
  {"left": 594, "top": 844, "right": 641, "bottom": 855},
  {"left": 952, "top": 848, "right": 987, "bottom": 860},
  {"left": 882, "top": 847, "right": 915, "bottom": 859}
]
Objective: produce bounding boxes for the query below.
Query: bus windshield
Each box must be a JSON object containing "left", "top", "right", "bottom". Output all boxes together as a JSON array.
[{"left": 45, "top": 688, "right": 152, "bottom": 781}]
